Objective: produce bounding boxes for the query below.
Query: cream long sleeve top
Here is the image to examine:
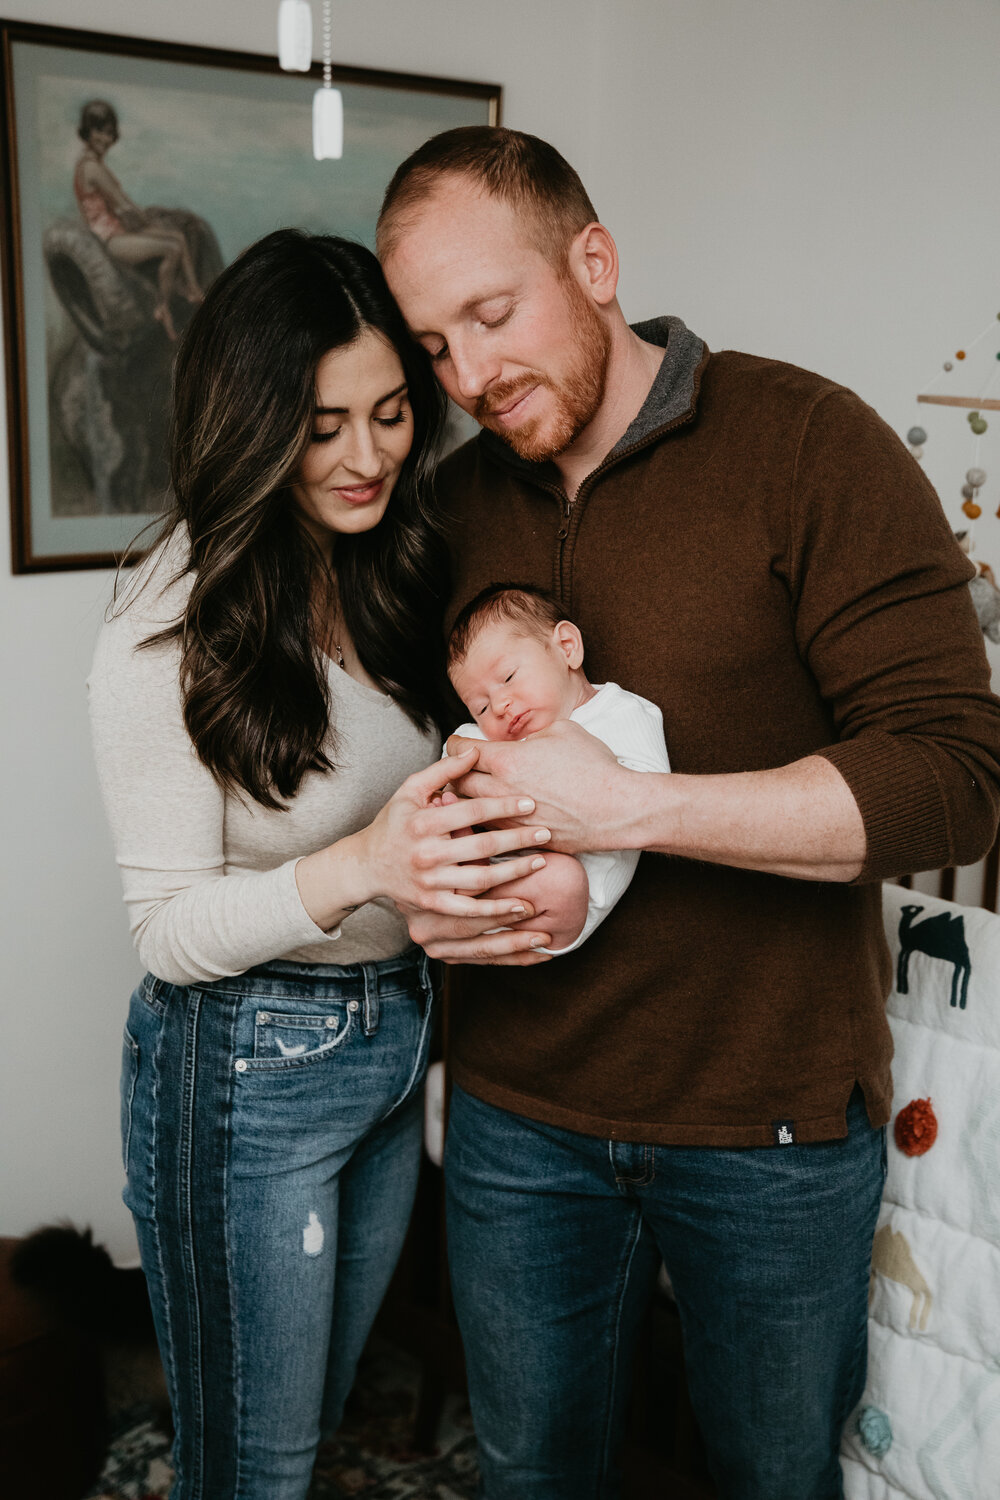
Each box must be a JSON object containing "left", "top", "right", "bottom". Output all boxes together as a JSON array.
[{"left": 88, "top": 530, "right": 440, "bottom": 985}]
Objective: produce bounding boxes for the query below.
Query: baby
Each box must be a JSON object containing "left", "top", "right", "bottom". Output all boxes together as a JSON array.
[{"left": 446, "top": 584, "right": 671, "bottom": 954}]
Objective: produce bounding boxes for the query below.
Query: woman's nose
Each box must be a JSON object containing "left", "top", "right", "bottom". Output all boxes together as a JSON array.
[{"left": 343, "top": 424, "right": 382, "bottom": 477}]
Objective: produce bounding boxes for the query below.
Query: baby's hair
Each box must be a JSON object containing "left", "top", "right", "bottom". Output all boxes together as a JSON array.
[{"left": 447, "top": 583, "right": 566, "bottom": 671}]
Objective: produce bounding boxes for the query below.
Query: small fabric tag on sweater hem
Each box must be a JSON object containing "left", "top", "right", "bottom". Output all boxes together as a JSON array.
[{"left": 772, "top": 1119, "right": 796, "bottom": 1146}]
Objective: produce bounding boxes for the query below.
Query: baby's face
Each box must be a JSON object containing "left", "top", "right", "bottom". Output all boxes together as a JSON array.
[{"left": 450, "top": 619, "right": 585, "bottom": 741}]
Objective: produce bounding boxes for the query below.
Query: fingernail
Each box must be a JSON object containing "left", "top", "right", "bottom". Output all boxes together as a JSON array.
[
  {"left": 531, "top": 856, "right": 546, "bottom": 871},
  {"left": 534, "top": 828, "right": 550, "bottom": 842},
  {"left": 517, "top": 798, "right": 534, "bottom": 813},
  {"left": 530, "top": 936, "right": 548, "bottom": 947},
  {"left": 511, "top": 904, "right": 526, "bottom": 915}
]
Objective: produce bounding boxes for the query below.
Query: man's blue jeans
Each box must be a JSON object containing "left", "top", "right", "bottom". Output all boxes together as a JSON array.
[
  {"left": 445, "top": 1083, "right": 886, "bottom": 1500},
  {"left": 121, "top": 950, "right": 433, "bottom": 1500}
]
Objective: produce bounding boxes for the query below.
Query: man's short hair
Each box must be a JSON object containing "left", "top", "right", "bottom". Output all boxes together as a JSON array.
[
  {"left": 447, "top": 583, "right": 566, "bottom": 671},
  {"left": 376, "top": 126, "right": 598, "bottom": 265}
]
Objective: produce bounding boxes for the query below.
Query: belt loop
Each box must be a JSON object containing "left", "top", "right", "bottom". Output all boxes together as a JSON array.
[{"left": 362, "top": 963, "right": 380, "bottom": 1037}]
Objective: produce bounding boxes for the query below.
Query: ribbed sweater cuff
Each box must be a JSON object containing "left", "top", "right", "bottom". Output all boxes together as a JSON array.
[{"left": 817, "top": 733, "right": 948, "bottom": 882}]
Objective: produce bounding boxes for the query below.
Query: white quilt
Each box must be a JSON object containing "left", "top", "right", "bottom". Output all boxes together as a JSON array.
[{"left": 841, "top": 884, "right": 1000, "bottom": 1500}]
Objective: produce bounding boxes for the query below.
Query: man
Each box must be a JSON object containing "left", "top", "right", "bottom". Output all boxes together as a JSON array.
[{"left": 377, "top": 127, "right": 1000, "bottom": 1499}]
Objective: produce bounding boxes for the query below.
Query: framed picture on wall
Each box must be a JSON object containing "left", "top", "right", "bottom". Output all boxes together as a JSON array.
[{"left": 0, "top": 19, "right": 501, "bottom": 573}]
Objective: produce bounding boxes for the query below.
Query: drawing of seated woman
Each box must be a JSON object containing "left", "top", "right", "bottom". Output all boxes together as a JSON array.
[{"left": 73, "top": 98, "right": 205, "bottom": 340}]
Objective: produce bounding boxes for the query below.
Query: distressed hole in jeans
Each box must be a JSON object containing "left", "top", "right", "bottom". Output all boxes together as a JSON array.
[
  {"left": 303, "top": 1211, "right": 324, "bottom": 1257},
  {"left": 275, "top": 1036, "right": 308, "bottom": 1057}
]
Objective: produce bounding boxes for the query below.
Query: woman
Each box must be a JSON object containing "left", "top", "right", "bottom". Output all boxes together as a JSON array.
[
  {"left": 74, "top": 99, "right": 204, "bottom": 339},
  {"left": 88, "top": 229, "right": 549, "bottom": 1500}
]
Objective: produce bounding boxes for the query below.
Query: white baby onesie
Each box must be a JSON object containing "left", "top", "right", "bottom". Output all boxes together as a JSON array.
[{"left": 451, "top": 681, "right": 670, "bottom": 955}]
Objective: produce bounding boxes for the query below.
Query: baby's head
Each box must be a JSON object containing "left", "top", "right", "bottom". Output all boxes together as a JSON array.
[{"left": 447, "top": 584, "right": 594, "bottom": 741}]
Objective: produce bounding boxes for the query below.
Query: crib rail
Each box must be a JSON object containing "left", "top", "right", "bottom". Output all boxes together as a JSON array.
[{"left": 897, "top": 830, "right": 1000, "bottom": 913}]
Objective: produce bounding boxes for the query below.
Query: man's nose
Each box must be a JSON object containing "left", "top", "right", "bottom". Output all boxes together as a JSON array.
[{"left": 449, "top": 339, "right": 500, "bottom": 402}]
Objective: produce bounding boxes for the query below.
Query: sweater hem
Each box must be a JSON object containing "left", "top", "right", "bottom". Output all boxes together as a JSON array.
[{"left": 450, "top": 1061, "right": 892, "bottom": 1147}]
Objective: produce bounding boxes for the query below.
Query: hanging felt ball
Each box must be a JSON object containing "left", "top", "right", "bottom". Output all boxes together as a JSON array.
[
  {"left": 895, "top": 1097, "right": 938, "bottom": 1156},
  {"left": 967, "top": 467, "right": 987, "bottom": 488},
  {"left": 909, "top": 445, "right": 925, "bottom": 459},
  {"left": 907, "top": 426, "right": 927, "bottom": 446},
  {"left": 956, "top": 350, "right": 967, "bottom": 360},
  {"left": 962, "top": 483, "right": 976, "bottom": 499},
  {"left": 968, "top": 411, "right": 979, "bottom": 424},
  {"left": 857, "top": 1406, "right": 893, "bottom": 1459},
  {"left": 944, "top": 361, "right": 954, "bottom": 371},
  {"left": 963, "top": 499, "right": 982, "bottom": 518},
  {"left": 971, "top": 418, "right": 989, "bottom": 435}
]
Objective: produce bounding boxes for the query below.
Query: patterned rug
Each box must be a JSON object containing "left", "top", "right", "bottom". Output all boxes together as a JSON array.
[{"left": 85, "top": 1339, "right": 479, "bottom": 1500}]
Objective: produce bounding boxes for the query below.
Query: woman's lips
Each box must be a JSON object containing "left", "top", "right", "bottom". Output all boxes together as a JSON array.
[{"left": 333, "top": 478, "right": 384, "bottom": 505}]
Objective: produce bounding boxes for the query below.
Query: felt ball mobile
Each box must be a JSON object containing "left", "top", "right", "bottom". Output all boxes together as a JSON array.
[{"left": 907, "top": 311, "right": 1000, "bottom": 521}]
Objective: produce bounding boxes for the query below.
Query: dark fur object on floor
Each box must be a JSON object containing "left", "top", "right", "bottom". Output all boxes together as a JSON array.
[
  {"left": 11, "top": 1223, "right": 170, "bottom": 1427},
  {"left": 11, "top": 1224, "right": 155, "bottom": 1343}
]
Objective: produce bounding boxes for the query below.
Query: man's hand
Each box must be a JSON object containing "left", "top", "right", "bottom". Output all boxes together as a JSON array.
[
  {"left": 445, "top": 720, "right": 632, "bottom": 854},
  {"left": 444, "top": 730, "right": 869, "bottom": 882}
]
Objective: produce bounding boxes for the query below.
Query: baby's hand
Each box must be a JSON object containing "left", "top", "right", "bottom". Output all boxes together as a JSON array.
[{"left": 491, "top": 850, "right": 589, "bottom": 952}]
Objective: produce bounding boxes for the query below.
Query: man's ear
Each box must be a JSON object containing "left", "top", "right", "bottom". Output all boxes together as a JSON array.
[
  {"left": 567, "top": 222, "right": 619, "bottom": 308},
  {"left": 554, "top": 620, "right": 585, "bottom": 670}
]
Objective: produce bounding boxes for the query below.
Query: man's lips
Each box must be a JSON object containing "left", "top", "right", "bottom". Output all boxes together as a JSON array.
[
  {"left": 484, "top": 385, "right": 539, "bottom": 426},
  {"left": 332, "top": 478, "right": 385, "bottom": 505}
]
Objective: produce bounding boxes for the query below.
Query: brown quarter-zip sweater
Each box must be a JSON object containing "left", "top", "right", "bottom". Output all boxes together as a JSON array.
[{"left": 437, "top": 317, "right": 1000, "bottom": 1146}]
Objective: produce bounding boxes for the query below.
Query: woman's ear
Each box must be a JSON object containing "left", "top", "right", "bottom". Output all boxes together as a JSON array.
[{"left": 554, "top": 620, "right": 585, "bottom": 670}]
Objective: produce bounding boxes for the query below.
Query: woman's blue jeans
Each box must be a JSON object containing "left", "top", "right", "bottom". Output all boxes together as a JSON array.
[
  {"left": 121, "top": 949, "right": 433, "bottom": 1500},
  {"left": 445, "top": 1083, "right": 886, "bottom": 1500}
]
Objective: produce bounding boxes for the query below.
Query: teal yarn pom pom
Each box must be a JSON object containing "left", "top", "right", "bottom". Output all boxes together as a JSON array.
[{"left": 857, "top": 1405, "right": 893, "bottom": 1458}]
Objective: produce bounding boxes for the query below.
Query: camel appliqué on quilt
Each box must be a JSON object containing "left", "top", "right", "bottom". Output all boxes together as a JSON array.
[{"left": 897, "top": 905, "right": 971, "bottom": 1010}]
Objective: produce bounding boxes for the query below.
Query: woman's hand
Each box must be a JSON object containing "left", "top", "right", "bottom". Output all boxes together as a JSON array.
[{"left": 294, "top": 749, "right": 555, "bottom": 934}]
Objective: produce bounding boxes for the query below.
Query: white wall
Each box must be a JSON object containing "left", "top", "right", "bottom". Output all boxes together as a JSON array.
[
  {"left": 594, "top": 0, "right": 1000, "bottom": 666},
  {"left": 3, "top": 0, "right": 999, "bottom": 1259}
]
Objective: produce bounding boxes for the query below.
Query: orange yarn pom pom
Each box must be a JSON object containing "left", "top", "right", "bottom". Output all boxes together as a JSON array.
[{"left": 894, "top": 1097, "right": 938, "bottom": 1156}]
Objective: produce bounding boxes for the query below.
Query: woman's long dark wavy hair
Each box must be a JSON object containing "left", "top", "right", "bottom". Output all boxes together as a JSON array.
[{"left": 137, "top": 228, "right": 448, "bottom": 810}]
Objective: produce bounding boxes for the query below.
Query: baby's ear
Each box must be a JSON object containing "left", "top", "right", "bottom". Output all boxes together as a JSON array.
[{"left": 554, "top": 620, "right": 585, "bottom": 670}]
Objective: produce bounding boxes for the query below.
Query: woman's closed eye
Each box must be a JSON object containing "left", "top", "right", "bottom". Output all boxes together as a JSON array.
[{"left": 311, "top": 409, "right": 408, "bottom": 444}]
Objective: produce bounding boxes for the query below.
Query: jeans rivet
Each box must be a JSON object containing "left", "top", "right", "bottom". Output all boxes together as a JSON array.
[
  {"left": 258, "top": 1012, "right": 270, "bottom": 1024},
  {"left": 326, "top": 1016, "right": 338, "bottom": 1028},
  {"left": 348, "top": 1000, "right": 360, "bottom": 1012},
  {"left": 235, "top": 1059, "right": 248, "bottom": 1073}
]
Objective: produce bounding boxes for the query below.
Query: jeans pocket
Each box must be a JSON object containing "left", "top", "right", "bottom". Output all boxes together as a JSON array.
[
  {"left": 120, "top": 1025, "right": 139, "bottom": 1173},
  {"left": 238, "top": 1005, "right": 355, "bottom": 1072}
]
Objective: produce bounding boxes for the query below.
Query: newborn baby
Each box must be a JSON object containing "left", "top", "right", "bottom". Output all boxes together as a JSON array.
[{"left": 447, "top": 583, "right": 670, "bottom": 954}]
